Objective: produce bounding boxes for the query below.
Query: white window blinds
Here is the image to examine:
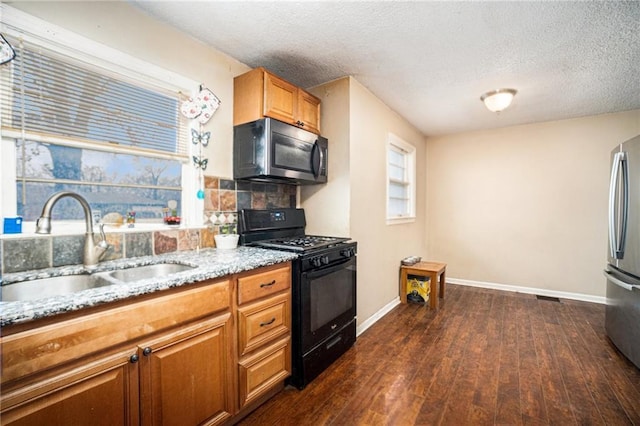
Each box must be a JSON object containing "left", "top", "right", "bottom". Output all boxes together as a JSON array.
[{"left": 0, "top": 32, "right": 189, "bottom": 159}]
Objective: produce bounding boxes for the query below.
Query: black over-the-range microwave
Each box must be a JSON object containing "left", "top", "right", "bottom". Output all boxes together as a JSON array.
[{"left": 233, "top": 118, "right": 328, "bottom": 185}]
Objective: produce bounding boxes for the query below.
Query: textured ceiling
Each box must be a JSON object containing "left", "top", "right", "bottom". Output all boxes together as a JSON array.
[{"left": 132, "top": 1, "right": 640, "bottom": 136}]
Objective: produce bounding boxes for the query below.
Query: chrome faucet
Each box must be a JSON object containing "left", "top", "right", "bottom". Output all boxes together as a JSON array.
[{"left": 35, "top": 191, "right": 109, "bottom": 270}]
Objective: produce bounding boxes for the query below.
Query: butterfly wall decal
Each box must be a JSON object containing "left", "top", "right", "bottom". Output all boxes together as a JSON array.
[
  {"left": 193, "top": 156, "right": 208, "bottom": 170},
  {"left": 191, "top": 129, "right": 211, "bottom": 146}
]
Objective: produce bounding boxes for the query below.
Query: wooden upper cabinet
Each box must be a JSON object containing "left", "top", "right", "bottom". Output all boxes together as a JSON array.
[
  {"left": 263, "top": 72, "right": 298, "bottom": 125},
  {"left": 234, "top": 67, "right": 321, "bottom": 135},
  {"left": 297, "top": 89, "right": 321, "bottom": 135}
]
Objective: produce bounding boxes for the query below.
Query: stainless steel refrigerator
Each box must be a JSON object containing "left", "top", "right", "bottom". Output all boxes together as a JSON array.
[{"left": 605, "top": 134, "right": 640, "bottom": 369}]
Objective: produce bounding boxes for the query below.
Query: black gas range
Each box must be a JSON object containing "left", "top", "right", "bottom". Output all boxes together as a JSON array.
[{"left": 238, "top": 208, "right": 357, "bottom": 389}]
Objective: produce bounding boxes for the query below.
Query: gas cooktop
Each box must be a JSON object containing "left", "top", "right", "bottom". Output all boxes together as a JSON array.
[
  {"left": 252, "top": 235, "right": 350, "bottom": 253},
  {"left": 238, "top": 208, "right": 353, "bottom": 253}
]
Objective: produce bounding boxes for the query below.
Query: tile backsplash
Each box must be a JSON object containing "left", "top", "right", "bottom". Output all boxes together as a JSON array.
[{"left": 0, "top": 177, "right": 296, "bottom": 275}]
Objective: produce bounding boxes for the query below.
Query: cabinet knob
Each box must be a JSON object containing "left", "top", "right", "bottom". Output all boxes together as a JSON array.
[
  {"left": 129, "top": 354, "right": 139, "bottom": 363},
  {"left": 143, "top": 347, "right": 153, "bottom": 356},
  {"left": 296, "top": 120, "right": 305, "bottom": 127}
]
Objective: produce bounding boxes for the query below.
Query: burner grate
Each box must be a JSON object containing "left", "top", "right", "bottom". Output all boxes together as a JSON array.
[
  {"left": 277, "top": 236, "right": 341, "bottom": 247},
  {"left": 254, "top": 235, "right": 349, "bottom": 252}
]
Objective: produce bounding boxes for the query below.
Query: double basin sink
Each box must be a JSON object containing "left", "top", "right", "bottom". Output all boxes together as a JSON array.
[{"left": 1, "top": 263, "right": 196, "bottom": 302}]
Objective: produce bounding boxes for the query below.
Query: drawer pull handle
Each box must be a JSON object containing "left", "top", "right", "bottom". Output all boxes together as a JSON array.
[
  {"left": 260, "top": 317, "right": 276, "bottom": 327},
  {"left": 260, "top": 280, "right": 276, "bottom": 288}
]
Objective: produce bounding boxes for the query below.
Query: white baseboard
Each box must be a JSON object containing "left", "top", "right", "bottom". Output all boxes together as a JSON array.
[
  {"left": 447, "top": 277, "right": 606, "bottom": 305},
  {"left": 355, "top": 278, "right": 605, "bottom": 337},
  {"left": 356, "top": 297, "right": 400, "bottom": 336}
]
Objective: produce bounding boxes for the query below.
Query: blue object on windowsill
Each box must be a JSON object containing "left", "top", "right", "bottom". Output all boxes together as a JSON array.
[{"left": 3, "top": 217, "right": 23, "bottom": 234}]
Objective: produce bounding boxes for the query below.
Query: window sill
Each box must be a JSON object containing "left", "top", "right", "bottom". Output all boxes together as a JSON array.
[
  {"left": 386, "top": 216, "right": 416, "bottom": 225},
  {"left": 0, "top": 221, "right": 205, "bottom": 238}
]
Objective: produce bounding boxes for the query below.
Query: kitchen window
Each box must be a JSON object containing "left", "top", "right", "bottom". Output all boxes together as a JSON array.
[
  {"left": 386, "top": 133, "right": 416, "bottom": 224},
  {"left": 0, "top": 7, "right": 199, "bottom": 231}
]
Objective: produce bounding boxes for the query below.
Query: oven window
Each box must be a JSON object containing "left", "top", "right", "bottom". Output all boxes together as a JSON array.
[{"left": 310, "top": 268, "right": 354, "bottom": 332}]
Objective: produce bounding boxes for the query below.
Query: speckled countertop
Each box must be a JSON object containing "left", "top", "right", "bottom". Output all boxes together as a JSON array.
[{"left": 0, "top": 247, "right": 298, "bottom": 327}]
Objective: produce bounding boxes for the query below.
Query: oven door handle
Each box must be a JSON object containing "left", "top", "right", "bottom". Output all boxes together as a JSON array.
[{"left": 303, "top": 257, "right": 355, "bottom": 279}]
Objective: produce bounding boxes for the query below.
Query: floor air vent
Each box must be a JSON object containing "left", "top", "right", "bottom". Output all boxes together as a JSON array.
[{"left": 536, "top": 295, "right": 561, "bottom": 302}]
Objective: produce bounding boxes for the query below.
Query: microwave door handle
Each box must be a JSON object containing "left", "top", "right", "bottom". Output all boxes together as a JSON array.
[
  {"left": 318, "top": 143, "right": 325, "bottom": 175},
  {"left": 311, "top": 141, "right": 321, "bottom": 178}
]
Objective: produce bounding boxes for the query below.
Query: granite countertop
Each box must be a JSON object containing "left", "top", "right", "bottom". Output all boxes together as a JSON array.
[{"left": 0, "top": 247, "right": 298, "bottom": 327}]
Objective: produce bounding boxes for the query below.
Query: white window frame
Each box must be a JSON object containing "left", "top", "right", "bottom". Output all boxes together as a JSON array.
[
  {"left": 0, "top": 5, "right": 202, "bottom": 234},
  {"left": 386, "top": 133, "right": 416, "bottom": 225}
]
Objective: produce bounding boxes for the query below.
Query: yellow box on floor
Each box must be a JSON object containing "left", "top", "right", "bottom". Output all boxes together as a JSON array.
[
  {"left": 400, "top": 261, "right": 447, "bottom": 309},
  {"left": 406, "top": 276, "right": 430, "bottom": 303}
]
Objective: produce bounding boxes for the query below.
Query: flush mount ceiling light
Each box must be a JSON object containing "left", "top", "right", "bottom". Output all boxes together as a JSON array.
[{"left": 480, "top": 88, "right": 517, "bottom": 113}]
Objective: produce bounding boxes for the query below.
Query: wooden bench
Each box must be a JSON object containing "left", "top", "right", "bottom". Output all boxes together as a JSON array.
[{"left": 400, "top": 261, "right": 447, "bottom": 309}]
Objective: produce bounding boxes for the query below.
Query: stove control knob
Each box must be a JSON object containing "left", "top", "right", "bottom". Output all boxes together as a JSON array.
[
  {"left": 341, "top": 248, "right": 354, "bottom": 257},
  {"left": 321, "top": 256, "right": 330, "bottom": 265},
  {"left": 311, "top": 257, "right": 322, "bottom": 267}
]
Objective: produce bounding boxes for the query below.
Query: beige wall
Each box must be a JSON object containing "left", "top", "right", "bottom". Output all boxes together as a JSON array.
[
  {"left": 349, "top": 79, "right": 427, "bottom": 323},
  {"left": 302, "top": 78, "right": 351, "bottom": 237},
  {"left": 8, "top": 1, "right": 250, "bottom": 179},
  {"left": 426, "top": 110, "right": 640, "bottom": 298},
  {"left": 303, "top": 77, "right": 427, "bottom": 326}
]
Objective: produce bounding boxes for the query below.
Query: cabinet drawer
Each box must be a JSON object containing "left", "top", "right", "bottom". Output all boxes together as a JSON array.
[
  {"left": 238, "top": 293, "right": 290, "bottom": 356},
  {"left": 237, "top": 265, "right": 290, "bottom": 305},
  {"left": 238, "top": 337, "right": 290, "bottom": 408}
]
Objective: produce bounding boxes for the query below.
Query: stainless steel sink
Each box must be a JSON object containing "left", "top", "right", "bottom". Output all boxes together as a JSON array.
[
  {"left": 1, "top": 263, "right": 197, "bottom": 303},
  {"left": 1, "top": 274, "right": 115, "bottom": 302},
  {"left": 108, "top": 263, "right": 195, "bottom": 283}
]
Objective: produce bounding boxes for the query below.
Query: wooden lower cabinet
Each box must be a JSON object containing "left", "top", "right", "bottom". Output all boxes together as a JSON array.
[
  {"left": 236, "top": 264, "right": 292, "bottom": 412},
  {"left": 139, "top": 314, "right": 233, "bottom": 426},
  {"left": 1, "top": 263, "right": 293, "bottom": 425},
  {"left": 0, "top": 316, "right": 234, "bottom": 426},
  {"left": 0, "top": 347, "right": 139, "bottom": 426}
]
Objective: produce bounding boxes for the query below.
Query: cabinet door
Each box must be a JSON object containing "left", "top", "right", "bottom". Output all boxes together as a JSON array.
[
  {"left": 139, "top": 313, "right": 234, "bottom": 426},
  {"left": 264, "top": 72, "right": 297, "bottom": 125},
  {"left": 297, "top": 89, "right": 321, "bottom": 134},
  {"left": 1, "top": 348, "right": 139, "bottom": 426}
]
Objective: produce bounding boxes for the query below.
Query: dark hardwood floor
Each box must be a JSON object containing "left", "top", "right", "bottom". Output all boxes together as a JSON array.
[{"left": 239, "top": 284, "right": 640, "bottom": 425}]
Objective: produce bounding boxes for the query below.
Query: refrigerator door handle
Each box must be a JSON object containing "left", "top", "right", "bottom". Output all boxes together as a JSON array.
[
  {"left": 608, "top": 152, "right": 628, "bottom": 259},
  {"left": 603, "top": 270, "right": 640, "bottom": 292}
]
